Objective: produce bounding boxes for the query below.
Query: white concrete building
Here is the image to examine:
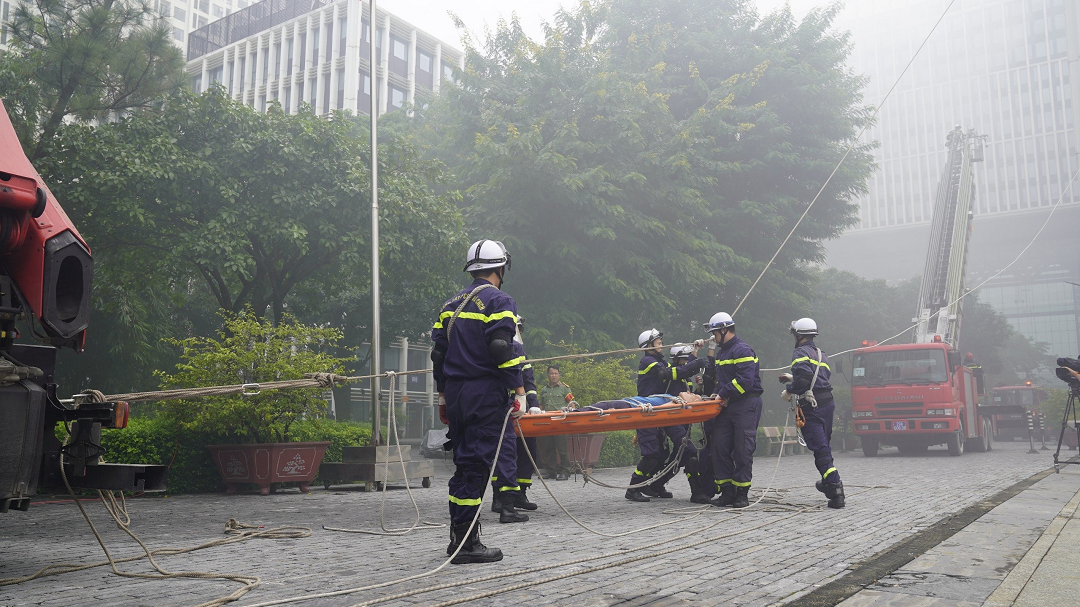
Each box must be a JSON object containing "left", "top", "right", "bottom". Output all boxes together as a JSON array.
[{"left": 184, "top": 0, "right": 463, "bottom": 116}]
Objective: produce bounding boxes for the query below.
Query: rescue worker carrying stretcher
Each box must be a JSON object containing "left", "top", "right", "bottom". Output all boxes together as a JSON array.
[
  {"left": 489, "top": 316, "right": 538, "bottom": 521},
  {"left": 646, "top": 344, "right": 709, "bottom": 500},
  {"left": 705, "top": 312, "right": 763, "bottom": 509},
  {"left": 431, "top": 239, "right": 526, "bottom": 564},
  {"left": 626, "top": 329, "right": 707, "bottom": 503},
  {"left": 780, "top": 318, "right": 845, "bottom": 509}
]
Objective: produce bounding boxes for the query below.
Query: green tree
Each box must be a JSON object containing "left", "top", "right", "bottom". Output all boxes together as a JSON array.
[
  {"left": 158, "top": 310, "right": 353, "bottom": 444},
  {"left": 0, "top": 0, "right": 184, "bottom": 160},
  {"left": 418, "top": 0, "right": 874, "bottom": 355},
  {"left": 40, "top": 89, "right": 465, "bottom": 391}
]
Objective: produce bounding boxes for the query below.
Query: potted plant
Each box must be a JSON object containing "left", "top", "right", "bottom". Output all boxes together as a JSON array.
[{"left": 160, "top": 310, "right": 353, "bottom": 495}]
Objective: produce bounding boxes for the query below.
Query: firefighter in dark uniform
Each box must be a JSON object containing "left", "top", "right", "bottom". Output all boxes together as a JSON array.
[
  {"left": 647, "top": 344, "right": 708, "bottom": 499},
  {"left": 704, "top": 312, "right": 763, "bottom": 509},
  {"left": 431, "top": 239, "right": 526, "bottom": 564},
  {"left": 781, "top": 318, "right": 844, "bottom": 509},
  {"left": 489, "top": 317, "right": 537, "bottom": 521},
  {"left": 626, "top": 329, "right": 707, "bottom": 503}
]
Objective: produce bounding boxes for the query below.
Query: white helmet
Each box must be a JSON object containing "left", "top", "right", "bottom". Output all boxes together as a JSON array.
[
  {"left": 704, "top": 312, "right": 734, "bottom": 332},
  {"left": 463, "top": 240, "right": 511, "bottom": 273},
  {"left": 637, "top": 328, "right": 663, "bottom": 349},
  {"left": 790, "top": 317, "right": 818, "bottom": 336},
  {"left": 670, "top": 345, "right": 693, "bottom": 359}
]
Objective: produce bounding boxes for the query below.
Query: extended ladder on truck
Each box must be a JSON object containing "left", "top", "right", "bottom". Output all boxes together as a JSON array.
[{"left": 849, "top": 127, "right": 995, "bottom": 457}]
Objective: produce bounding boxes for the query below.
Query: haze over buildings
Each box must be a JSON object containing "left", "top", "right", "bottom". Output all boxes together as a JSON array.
[{"left": 773, "top": 0, "right": 1080, "bottom": 359}]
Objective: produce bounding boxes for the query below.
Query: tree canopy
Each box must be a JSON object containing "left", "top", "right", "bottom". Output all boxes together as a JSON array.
[
  {"left": 0, "top": 0, "right": 184, "bottom": 160},
  {"left": 418, "top": 0, "right": 875, "bottom": 355},
  {"left": 41, "top": 89, "right": 465, "bottom": 392}
]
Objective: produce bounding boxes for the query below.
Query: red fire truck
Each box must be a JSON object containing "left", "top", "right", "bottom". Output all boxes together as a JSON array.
[
  {"left": 851, "top": 127, "right": 994, "bottom": 456},
  {"left": 989, "top": 383, "right": 1047, "bottom": 441}
]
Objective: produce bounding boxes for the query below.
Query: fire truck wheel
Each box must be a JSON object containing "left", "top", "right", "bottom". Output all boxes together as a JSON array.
[
  {"left": 861, "top": 437, "right": 879, "bottom": 457},
  {"left": 947, "top": 421, "right": 965, "bottom": 456}
]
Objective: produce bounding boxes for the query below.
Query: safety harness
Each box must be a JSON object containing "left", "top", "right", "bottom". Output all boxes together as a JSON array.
[
  {"left": 445, "top": 283, "right": 495, "bottom": 339},
  {"left": 793, "top": 347, "right": 823, "bottom": 429}
]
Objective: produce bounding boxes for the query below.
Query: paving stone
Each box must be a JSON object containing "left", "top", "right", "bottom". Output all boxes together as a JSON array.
[{"left": 0, "top": 442, "right": 1057, "bottom": 606}]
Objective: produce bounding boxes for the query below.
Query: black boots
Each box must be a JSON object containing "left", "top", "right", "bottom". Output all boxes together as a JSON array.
[
  {"left": 690, "top": 493, "right": 713, "bottom": 504},
  {"left": 513, "top": 486, "right": 538, "bottom": 511},
  {"left": 816, "top": 480, "right": 845, "bottom": 509},
  {"left": 497, "top": 495, "right": 529, "bottom": 523},
  {"left": 625, "top": 488, "right": 650, "bottom": 502},
  {"left": 490, "top": 492, "right": 529, "bottom": 521},
  {"left": 731, "top": 485, "right": 750, "bottom": 508},
  {"left": 642, "top": 485, "right": 673, "bottom": 498},
  {"left": 710, "top": 484, "right": 735, "bottom": 507},
  {"left": 448, "top": 522, "right": 503, "bottom": 564}
]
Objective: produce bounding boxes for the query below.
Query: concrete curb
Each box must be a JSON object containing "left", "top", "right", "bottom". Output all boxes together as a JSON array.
[{"left": 982, "top": 481, "right": 1080, "bottom": 607}]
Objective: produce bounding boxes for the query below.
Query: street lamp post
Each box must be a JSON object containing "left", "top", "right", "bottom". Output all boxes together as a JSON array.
[{"left": 369, "top": 0, "right": 381, "bottom": 446}]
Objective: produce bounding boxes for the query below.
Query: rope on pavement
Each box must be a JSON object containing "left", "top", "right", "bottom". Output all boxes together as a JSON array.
[
  {"left": 322, "top": 372, "right": 443, "bottom": 536},
  {"left": 0, "top": 418, "right": 311, "bottom": 607}
]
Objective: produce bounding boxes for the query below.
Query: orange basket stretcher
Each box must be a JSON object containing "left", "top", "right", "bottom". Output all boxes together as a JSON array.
[{"left": 515, "top": 398, "right": 725, "bottom": 438}]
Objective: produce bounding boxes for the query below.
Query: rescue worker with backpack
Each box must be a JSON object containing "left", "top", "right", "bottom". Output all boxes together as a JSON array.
[
  {"left": 626, "top": 329, "right": 707, "bottom": 503},
  {"left": 704, "top": 312, "right": 763, "bottom": 509},
  {"left": 780, "top": 318, "right": 845, "bottom": 509},
  {"left": 431, "top": 240, "right": 526, "bottom": 564}
]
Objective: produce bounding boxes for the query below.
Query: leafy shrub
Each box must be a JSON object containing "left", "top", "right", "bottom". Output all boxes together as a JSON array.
[
  {"left": 595, "top": 430, "right": 637, "bottom": 468},
  {"left": 158, "top": 310, "right": 354, "bottom": 444},
  {"left": 100, "top": 416, "right": 372, "bottom": 493}
]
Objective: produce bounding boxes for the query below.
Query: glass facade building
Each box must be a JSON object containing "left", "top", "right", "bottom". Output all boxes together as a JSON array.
[
  {"left": 820, "top": 0, "right": 1080, "bottom": 360},
  {"left": 845, "top": 0, "right": 1076, "bottom": 229}
]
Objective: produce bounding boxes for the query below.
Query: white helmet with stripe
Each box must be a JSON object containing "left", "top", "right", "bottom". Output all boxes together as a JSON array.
[
  {"left": 670, "top": 345, "right": 693, "bottom": 359},
  {"left": 704, "top": 312, "right": 734, "bottom": 332},
  {"left": 463, "top": 240, "right": 511, "bottom": 273},
  {"left": 637, "top": 328, "right": 663, "bottom": 348},
  {"left": 790, "top": 317, "right": 818, "bottom": 336}
]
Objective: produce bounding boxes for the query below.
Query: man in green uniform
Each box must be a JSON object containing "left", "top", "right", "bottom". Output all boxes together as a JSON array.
[{"left": 537, "top": 365, "right": 575, "bottom": 480}]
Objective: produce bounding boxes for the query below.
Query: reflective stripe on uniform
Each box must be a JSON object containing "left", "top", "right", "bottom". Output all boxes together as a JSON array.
[
  {"left": 499, "top": 356, "right": 525, "bottom": 369},
  {"left": 517, "top": 479, "right": 533, "bottom": 485},
  {"left": 791, "top": 356, "right": 830, "bottom": 370},
  {"left": 526, "top": 390, "right": 537, "bottom": 396},
  {"left": 498, "top": 486, "right": 520, "bottom": 492},
  {"left": 671, "top": 368, "right": 678, "bottom": 379},
  {"left": 822, "top": 467, "right": 837, "bottom": 479},
  {"left": 731, "top": 480, "right": 751, "bottom": 487},
  {"left": 714, "top": 478, "right": 732, "bottom": 488},
  {"left": 433, "top": 309, "right": 519, "bottom": 329},
  {"left": 715, "top": 356, "right": 758, "bottom": 366},
  {"left": 448, "top": 495, "right": 482, "bottom": 506},
  {"left": 731, "top": 378, "right": 745, "bottom": 394},
  {"left": 523, "top": 363, "right": 533, "bottom": 370},
  {"left": 633, "top": 469, "right": 652, "bottom": 478},
  {"left": 638, "top": 362, "right": 659, "bottom": 375}
]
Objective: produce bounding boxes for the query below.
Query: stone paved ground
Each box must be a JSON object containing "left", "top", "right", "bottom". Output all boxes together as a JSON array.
[{"left": 0, "top": 441, "right": 1061, "bottom": 607}]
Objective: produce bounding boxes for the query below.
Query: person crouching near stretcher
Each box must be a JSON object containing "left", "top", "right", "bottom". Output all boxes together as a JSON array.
[{"left": 625, "top": 329, "right": 708, "bottom": 503}]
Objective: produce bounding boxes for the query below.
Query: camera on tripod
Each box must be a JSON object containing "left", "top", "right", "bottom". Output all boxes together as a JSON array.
[
  {"left": 1053, "top": 357, "right": 1080, "bottom": 471},
  {"left": 1056, "top": 357, "right": 1080, "bottom": 392}
]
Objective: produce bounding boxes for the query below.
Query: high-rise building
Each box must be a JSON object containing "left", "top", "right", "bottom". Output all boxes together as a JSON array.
[
  {"left": 818, "top": 0, "right": 1080, "bottom": 360},
  {"left": 184, "top": 0, "right": 462, "bottom": 116},
  {"left": 0, "top": 0, "right": 239, "bottom": 50}
]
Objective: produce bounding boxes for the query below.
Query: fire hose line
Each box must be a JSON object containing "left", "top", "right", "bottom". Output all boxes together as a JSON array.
[
  {"left": 0, "top": 418, "right": 312, "bottom": 607},
  {"left": 247, "top": 408, "right": 829, "bottom": 607}
]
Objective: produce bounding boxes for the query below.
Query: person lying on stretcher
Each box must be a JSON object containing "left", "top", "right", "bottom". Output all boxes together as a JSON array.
[{"left": 563, "top": 392, "right": 704, "bottom": 413}]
